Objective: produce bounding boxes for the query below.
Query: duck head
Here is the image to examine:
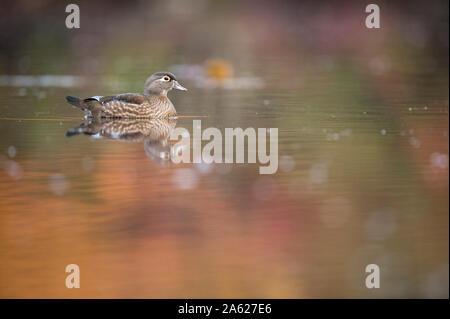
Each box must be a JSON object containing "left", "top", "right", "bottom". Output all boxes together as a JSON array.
[{"left": 143, "top": 71, "right": 187, "bottom": 96}]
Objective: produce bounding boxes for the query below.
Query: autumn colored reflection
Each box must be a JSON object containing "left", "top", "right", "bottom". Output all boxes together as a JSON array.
[{"left": 0, "top": 0, "right": 448, "bottom": 298}]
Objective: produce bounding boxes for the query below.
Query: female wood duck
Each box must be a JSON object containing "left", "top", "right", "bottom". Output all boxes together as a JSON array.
[{"left": 65, "top": 72, "right": 187, "bottom": 118}]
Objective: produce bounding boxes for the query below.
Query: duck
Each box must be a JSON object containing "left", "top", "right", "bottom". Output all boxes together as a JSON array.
[{"left": 65, "top": 72, "right": 187, "bottom": 119}]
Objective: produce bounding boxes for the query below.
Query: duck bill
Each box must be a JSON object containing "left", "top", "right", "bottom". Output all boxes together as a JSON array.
[{"left": 173, "top": 81, "right": 187, "bottom": 91}]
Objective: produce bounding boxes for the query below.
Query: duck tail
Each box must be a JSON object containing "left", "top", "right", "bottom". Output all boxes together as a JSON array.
[{"left": 66, "top": 96, "right": 82, "bottom": 108}]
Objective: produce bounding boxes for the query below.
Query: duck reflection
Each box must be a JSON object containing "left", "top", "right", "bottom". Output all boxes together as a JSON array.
[{"left": 66, "top": 118, "right": 183, "bottom": 164}]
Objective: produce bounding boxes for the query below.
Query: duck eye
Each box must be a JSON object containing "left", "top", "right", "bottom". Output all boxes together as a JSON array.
[{"left": 163, "top": 76, "right": 171, "bottom": 81}]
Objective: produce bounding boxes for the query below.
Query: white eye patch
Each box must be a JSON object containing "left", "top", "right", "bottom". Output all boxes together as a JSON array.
[{"left": 159, "top": 76, "right": 171, "bottom": 82}]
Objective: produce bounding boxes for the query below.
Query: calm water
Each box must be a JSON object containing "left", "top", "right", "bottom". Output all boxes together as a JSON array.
[
  {"left": 0, "top": 0, "right": 448, "bottom": 298},
  {"left": 0, "top": 65, "right": 448, "bottom": 298}
]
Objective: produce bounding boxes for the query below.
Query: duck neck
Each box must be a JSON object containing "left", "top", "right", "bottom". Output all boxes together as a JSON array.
[{"left": 144, "top": 88, "right": 168, "bottom": 96}]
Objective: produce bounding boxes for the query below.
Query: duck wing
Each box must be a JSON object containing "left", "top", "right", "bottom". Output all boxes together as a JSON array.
[{"left": 85, "top": 94, "right": 150, "bottom": 118}]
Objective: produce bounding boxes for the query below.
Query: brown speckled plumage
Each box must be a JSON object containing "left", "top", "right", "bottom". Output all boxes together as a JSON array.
[
  {"left": 65, "top": 72, "right": 186, "bottom": 119},
  {"left": 95, "top": 94, "right": 177, "bottom": 118}
]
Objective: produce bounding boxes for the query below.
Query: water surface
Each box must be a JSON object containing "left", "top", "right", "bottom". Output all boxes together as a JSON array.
[{"left": 0, "top": 0, "right": 448, "bottom": 298}]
